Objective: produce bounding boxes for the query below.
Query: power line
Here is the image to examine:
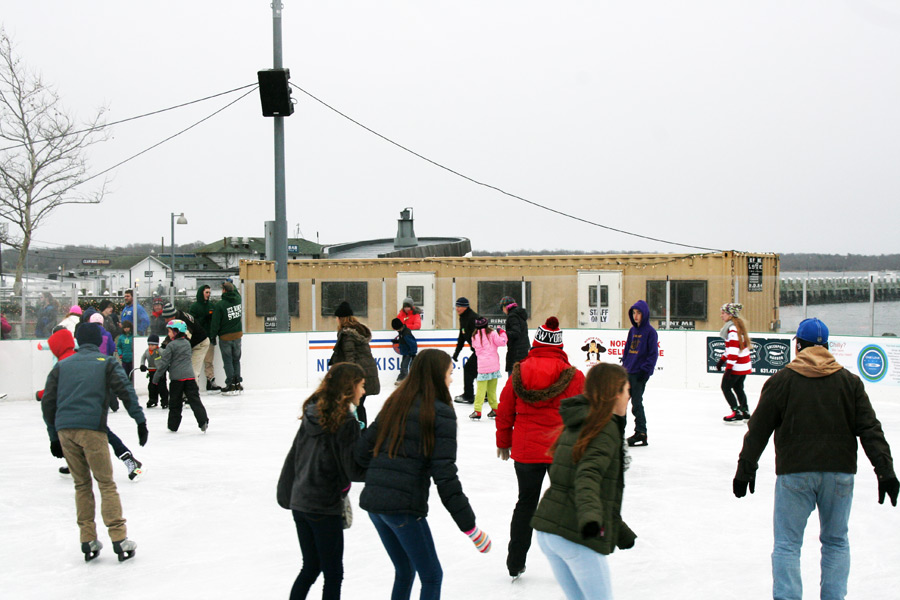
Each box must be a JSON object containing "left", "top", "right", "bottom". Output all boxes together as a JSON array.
[
  {"left": 80, "top": 87, "right": 258, "bottom": 186},
  {"left": 290, "top": 82, "right": 725, "bottom": 253},
  {"left": 0, "top": 83, "right": 258, "bottom": 152}
]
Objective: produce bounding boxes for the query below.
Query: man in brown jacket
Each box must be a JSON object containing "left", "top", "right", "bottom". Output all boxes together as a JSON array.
[{"left": 734, "top": 318, "right": 897, "bottom": 600}]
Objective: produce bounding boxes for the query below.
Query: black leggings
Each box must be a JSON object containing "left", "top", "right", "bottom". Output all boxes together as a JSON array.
[
  {"left": 721, "top": 372, "right": 748, "bottom": 412},
  {"left": 291, "top": 510, "right": 344, "bottom": 600}
]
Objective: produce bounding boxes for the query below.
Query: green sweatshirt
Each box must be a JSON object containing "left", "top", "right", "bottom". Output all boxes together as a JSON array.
[{"left": 209, "top": 289, "right": 243, "bottom": 341}]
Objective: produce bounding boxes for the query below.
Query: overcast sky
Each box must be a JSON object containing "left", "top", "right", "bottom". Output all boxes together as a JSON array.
[{"left": 4, "top": 1, "right": 900, "bottom": 256}]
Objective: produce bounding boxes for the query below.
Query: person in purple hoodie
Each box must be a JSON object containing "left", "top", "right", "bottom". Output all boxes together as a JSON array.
[{"left": 621, "top": 299, "right": 658, "bottom": 447}]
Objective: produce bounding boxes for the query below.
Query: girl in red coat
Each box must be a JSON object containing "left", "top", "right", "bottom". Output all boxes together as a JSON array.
[
  {"left": 495, "top": 316, "right": 585, "bottom": 579},
  {"left": 395, "top": 297, "right": 422, "bottom": 331}
]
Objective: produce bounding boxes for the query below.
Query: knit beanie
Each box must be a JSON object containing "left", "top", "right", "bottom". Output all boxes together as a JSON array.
[
  {"left": 147, "top": 334, "right": 160, "bottom": 345},
  {"left": 69, "top": 305, "right": 83, "bottom": 315},
  {"left": 499, "top": 296, "right": 517, "bottom": 310},
  {"left": 75, "top": 323, "right": 103, "bottom": 348},
  {"left": 89, "top": 313, "right": 105, "bottom": 325},
  {"left": 720, "top": 303, "right": 743, "bottom": 318},
  {"left": 391, "top": 318, "right": 403, "bottom": 330},
  {"left": 474, "top": 317, "right": 489, "bottom": 329},
  {"left": 455, "top": 297, "right": 470, "bottom": 308},
  {"left": 334, "top": 301, "right": 353, "bottom": 318},
  {"left": 533, "top": 316, "right": 563, "bottom": 348},
  {"left": 162, "top": 302, "right": 177, "bottom": 319}
]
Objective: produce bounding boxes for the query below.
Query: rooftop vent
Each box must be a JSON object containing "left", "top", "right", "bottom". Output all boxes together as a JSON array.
[{"left": 394, "top": 207, "right": 418, "bottom": 249}]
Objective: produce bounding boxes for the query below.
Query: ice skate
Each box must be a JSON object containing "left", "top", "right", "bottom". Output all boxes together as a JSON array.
[
  {"left": 626, "top": 432, "right": 648, "bottom": 447},
  {"left": 206, "top": 378, "right": 222, "bottom": 393},
  {"left": 723, "top": 411, "right": 743, "bottom": 424},
  {"left": 59, "top": 466, "right": 70, "bottom": 477},
  {"left": 112, "top": 538, "right": 136, "bottom": 562},
  {"left": 146, "top": 400, "right": 158, "bottom": 408},
  {"left": 487, "top": 409, "right": 497, "bottom": 419},
  {"left": 221, "top": 383, "right": 237, "bottom": 395},
  {"left": 469, "top": 410, "right": 482, "bottom": 420},
  {"left": 453, "top": 394, "right": 474, "bottom": 404},
  {"left": 119, "top": 452, "right": 143, "bottom": 481},
  {"left": 510, "top": 566, "right": 526, "bottom": 581},
  {"left": 200, "top": 420, "right": 209, "bottom": 433},
  {"left": 81, "top": 540, "right": 102, "bottom": 562},
  {"left": 235, "top": 382, "right": 244, "bottom": 393},
  {"left": 739, "top": 409, "right": 751, "bottom": 421}
]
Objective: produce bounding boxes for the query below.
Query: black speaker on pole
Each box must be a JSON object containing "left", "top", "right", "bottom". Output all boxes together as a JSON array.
[{"left": 257, "top": 69, "right": 294, "bottom": 117}]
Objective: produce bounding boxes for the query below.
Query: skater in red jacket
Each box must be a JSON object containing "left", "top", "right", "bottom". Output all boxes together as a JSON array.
[{"left": 495, "top": 316, "right": 585, "bottom": 579}]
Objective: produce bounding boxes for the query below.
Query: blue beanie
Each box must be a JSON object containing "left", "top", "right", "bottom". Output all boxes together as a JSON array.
[{"left": 455, "top": 297, "right": 470, "bottom": 308}]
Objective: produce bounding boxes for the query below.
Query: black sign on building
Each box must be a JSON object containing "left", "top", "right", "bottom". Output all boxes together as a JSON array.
[{"left": 747, "top": 257, "right": 763, "bottom": 292}]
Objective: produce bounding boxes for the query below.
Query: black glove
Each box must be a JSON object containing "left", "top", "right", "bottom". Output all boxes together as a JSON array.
[
  {"left": 581, "top": 522, "right": 601, "bottom": 539},
  {"left": 138, "top": 422, "right": 149, "bottom": 447},
  {"left": 617, "top": 534, "right": 635, "bottom": 550},
  {"left": 733, "top": 477, "right": 755, "bottom": 498},
  {"left": 878, "top": 476, "right": 899, "bottom": 507},
  {"left": 50, "top": 440, "right": 64, "bottom": 458},
  {"left": 139, "top": 365, "right": 148, "bottom": 372},
  {"left": 716, "top": 357, "right": 726, "bottom": 372}
]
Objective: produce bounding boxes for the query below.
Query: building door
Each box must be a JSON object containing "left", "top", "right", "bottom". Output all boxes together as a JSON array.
[
  {"left": 577, "top": 271, "right": 622, "bottom": 329},
  {"left": 397, "top": 272, "right": 435, "bottom": 329}
]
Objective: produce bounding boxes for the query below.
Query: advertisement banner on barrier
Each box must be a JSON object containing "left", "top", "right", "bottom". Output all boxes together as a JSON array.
[
  {"left": 705, "top": 336, "right": 792, "bottom": 376},
  {"left": 827, "top": 338, "right": 900, "bottom": 386},
  {"left": 307, "top": 329, "right": 667, "bottom": 385}
]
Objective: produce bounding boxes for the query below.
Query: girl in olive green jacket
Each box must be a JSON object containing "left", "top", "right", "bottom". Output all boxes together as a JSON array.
[{"left": 531, "top": 363, "right": 637, "bottom": 599}]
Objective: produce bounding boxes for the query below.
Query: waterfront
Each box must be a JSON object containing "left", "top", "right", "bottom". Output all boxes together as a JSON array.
[{"left": 779, "top": 300, "right": 900, "bottom": 337}]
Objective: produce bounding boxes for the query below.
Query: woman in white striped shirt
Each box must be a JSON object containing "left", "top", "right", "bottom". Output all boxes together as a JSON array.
[{"left": 717, "top": 303, "right": 753, "bottom": 423}]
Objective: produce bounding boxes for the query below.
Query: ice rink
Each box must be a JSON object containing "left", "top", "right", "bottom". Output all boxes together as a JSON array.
[{"left": 2, "top": 378, "right": 898, "bottom": 599}]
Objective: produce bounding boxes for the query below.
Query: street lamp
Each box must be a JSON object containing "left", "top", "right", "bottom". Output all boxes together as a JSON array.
[{"left": 170, "top": 212, "right": 188, "bottom": 305}]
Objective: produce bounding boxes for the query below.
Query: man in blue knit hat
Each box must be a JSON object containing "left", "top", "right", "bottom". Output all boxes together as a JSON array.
[
  {"left": 734, "top": 317, "right": 897, "bottom": 600},
  {"left": 452, "top": 297, "right": 480, "bottom": 403}
]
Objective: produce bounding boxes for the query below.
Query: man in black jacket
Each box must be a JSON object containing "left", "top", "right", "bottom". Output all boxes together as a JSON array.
[
  {"left": 452, "top": 297, "right": 479, "bottom": 404},
  {"left": 733, "top": 318, "right": 897, "bottom": 600},
  {"left": 500, "top": 296, "right": 529, "bottom": 376}
]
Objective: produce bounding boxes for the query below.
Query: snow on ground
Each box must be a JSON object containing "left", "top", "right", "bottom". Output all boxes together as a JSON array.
[{"left": 1, "top": 379, "right": 898, "bottom": 600}]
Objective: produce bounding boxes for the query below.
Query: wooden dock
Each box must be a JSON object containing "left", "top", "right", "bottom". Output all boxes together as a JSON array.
[{"left": 780, "top": 275, "right": 900, "bottom": 305}]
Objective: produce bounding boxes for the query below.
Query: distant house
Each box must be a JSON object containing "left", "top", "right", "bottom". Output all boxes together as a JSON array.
[
  {"left": 193, "top": 236, "right": 324, "bottom": 269},
  {"left": 101, "top": 254, "right": 235, "bottom": 299}
]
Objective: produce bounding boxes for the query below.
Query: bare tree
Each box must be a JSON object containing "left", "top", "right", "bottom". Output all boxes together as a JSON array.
[{"left": 0, "top": 28, "right": 108, "bottom": 294}]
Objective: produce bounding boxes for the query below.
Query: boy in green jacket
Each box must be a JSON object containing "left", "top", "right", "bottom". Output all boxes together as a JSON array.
[{"left": 209, "top": 281, "right": 243, "bottom": 394}]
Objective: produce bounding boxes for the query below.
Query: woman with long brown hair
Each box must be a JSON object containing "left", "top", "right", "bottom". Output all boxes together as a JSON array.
[
  {"left": 277, "top": 362, "right": 367, "bottom": 600},
  {"left": 717, "top": 303, "right": 753, "bottom": 422},
  {"left": 531, "top": 362, "right": 637, "bottom": 600},
  {"left": 354, "top": 349, "right": 491, "bottom": 600},
  {"left": 330, "top": 302, "right": 380, "bottom": 427}
]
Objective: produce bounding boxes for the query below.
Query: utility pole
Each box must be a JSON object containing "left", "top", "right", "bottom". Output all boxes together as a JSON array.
[{"left": 271, "top": 1, "right": 289, "bottom": 332}]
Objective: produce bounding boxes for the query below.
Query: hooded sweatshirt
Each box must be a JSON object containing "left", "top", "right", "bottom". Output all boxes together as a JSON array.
[
  {"left": 736, "top": 345, "right": 895, "bottom": 480},
  {"left": 189, "top": 285, "right": 215, "bottom": 334},
  {"left": 495, "top": 345, "right": 586, "bottom": 463},
  {"left": 621, "top": 300, "right": 658, "bottom": 377},
  {"left": 209, "top": 289, "right": 243, "bottom": 341}
]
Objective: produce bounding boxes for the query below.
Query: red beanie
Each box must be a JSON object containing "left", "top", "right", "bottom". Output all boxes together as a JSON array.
[{"left": 533, "top": 316, "right": 563, "bottom": 348}]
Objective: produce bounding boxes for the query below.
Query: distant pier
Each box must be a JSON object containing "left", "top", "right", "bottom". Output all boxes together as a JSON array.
[{"left": 780, "top": 275, "right": 900, "bottom": 305}]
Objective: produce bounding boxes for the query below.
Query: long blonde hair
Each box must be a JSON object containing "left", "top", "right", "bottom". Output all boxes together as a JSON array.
[{"left": 731, "top": 316, "right": 752, "bottom": 351}]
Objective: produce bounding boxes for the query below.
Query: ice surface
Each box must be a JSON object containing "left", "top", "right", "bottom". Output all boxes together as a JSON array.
[{"left": 2, "top": 380, "right": 898, "bottom": 599}]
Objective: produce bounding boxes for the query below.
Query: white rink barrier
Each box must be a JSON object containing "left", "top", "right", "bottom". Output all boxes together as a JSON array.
[{"left": 3, "top": 329, "right": 899, "bottom": 402}]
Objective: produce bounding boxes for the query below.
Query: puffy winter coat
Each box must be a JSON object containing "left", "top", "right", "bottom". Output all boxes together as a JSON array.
[
  {"left": 153, "top": 336, "right": 195, "bottom": 383},
  {"left": 354, "top": 398, "right": 476, "bottom": 532},
  {"left": 496, "top": 345, "right": 585, "bottom": 463},
  {"left": 41, "top": 344, "right": 145, "bottom": 441},
  {"left": 470, "top": 329, "right": 508, "bottom": 374},
  {"left": 504, "top": 307, "right": 530, "bottom": 371},
  {"left": 277, "top": 402, "right": 365, "bottom": 515},
  {"left": 57, "top": 314, "right": 80, "bottom": 335},
  {"left": 331, "top": 323, "right": 381, "bottom": 396},
  {"left": 531, "top": 397, "right": 636, "bottom": 555},
  {"left": 396, "top": 305, "right": 422, "bottom": 331}
]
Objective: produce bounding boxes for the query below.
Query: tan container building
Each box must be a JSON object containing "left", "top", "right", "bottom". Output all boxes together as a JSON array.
[{"left": 239, "top": 251, "right": 780, "bottom": 334}]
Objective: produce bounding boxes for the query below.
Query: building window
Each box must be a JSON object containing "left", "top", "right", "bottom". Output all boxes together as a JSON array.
[
  {"left": 403, "top": 285, "right": 424, "bottom": 309},
  {"left": 476, "top": 281, "right": 532, "bottom": 326},
  {"left": 254, "top": 282, "right": 300, "bottom": 317},
  {"left": 589, "top": 285, "right": 609, "bottom": 308},
  {"left": 321, "top": 281, "right": 368, "bottom": 317},
  {"left": 646, "top": 280, "right": 708, "bottom": 320}
]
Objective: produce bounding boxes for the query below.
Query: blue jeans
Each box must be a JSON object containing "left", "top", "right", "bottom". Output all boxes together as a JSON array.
[
  {"left": 398, "top": 354, "right": 414, "bottom": 381},
  {"left": 773, "top": 472, "right": 854, "bottom": 600},
  {"left": 219, "top": 338, "right": 242, "bottom": 385},
  {"left": 368, "top": 512, "right": 442, "bottom": 600},
  {"left": 536, "top": 531, "right": 612, "bottom": 600}
]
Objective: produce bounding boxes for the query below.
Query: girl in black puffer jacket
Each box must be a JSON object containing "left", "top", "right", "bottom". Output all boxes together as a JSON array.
[
  {"left": 277, "top": 363, "right": 367, "bottom": 600},
  {"left": 354, "top": 349, "right": 491, "bottom": 600}
]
